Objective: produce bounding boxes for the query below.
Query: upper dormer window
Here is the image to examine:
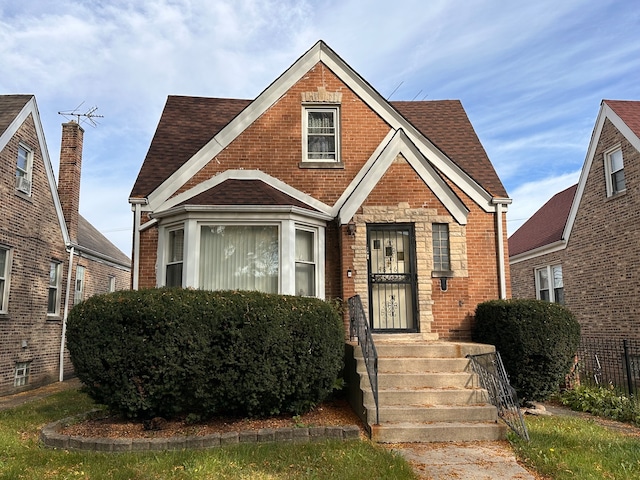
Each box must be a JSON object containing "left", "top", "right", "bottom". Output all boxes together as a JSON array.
[
  {"left": 605, "top": 147, "right": 625, "bottom": 197},
  {"left": 15, "top": 144, "right": 33, "bottom": 195},
  {"left": 304, "top": 107, "right": 340, "bottom": 162}
]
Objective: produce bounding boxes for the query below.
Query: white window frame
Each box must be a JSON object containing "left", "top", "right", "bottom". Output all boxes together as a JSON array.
[
  {"left": 432, "top": 223, "right": 451, "bottom": 273},
  {"left": 165, "top": 227, "right": 185, "bottom": 287},
  {"left": 47, "top": 261, "right": 62, "bottom": 316},
  {"left": 295, "top": 227, "right": 317, "bottom": 296},
  {"left": 604, "top": 146, "right": 625, "bottom": 197},
  {"left": 74, "top": 265, "right": 85, "bottom": 306},
  {"left": 108, "top": 275, "right": 116, "bottom": 292},
  {"left": 14, "top": 361, "right": 30, "bottom": 387},
  {"left": 158, "top": 212, "right": 325, "bottom": 298},
  {"left": 15, "top": 143, "right": 33, "bottom": 195},
  {"left": 302, "top": 106, "right": 340, "bottom": 163},
  {"left": 0, "top": 246, "right": 12, "bottom": 313},
  {"left": 535, "top": 264, "right": 564, "bottom": 304}
]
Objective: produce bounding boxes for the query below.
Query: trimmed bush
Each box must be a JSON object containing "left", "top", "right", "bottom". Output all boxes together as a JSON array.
[
  {"left": 66, "top": 288, "right": 344, "bottom": 420},
  {"left": 472, "top": 299, "right": 580, "bottom": 402}
]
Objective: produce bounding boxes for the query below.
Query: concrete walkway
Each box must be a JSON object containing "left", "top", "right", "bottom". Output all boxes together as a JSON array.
[{"left": 1, "top": 379, "right": 537, "bottom": 479}]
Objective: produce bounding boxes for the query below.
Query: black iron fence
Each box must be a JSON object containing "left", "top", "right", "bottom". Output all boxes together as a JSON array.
[{"left": 574, "top": 337, "right": 640, "bottom": 397}]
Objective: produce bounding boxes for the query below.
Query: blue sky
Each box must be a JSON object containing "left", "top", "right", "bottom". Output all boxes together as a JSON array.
[{"left": 1, "top": 0, "right": 639, "bottom": 255}]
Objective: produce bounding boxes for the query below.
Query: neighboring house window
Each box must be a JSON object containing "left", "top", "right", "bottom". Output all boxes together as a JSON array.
[
  {"left": 47, "top": 261, "right": 62, "bottom": 315},
  {"left": 15, "top": 144, "right": 33, "bottom": 195},
  {"left": 166, "top": 228, "right": 184, "bottom": 287},
  {"left": 605, "top": 147, "right": 625, "bottom": 196},
  {"left": 0, "top": 247, "right": 10, "bottom": 313},
  {"left": 74, "top": 265, "right": 85, "bottom": 305},
  {"left": 432, "top": 223, "right": 451, "bottom": 272},
  {"left": 14, "top": 361, "right": 30, "bottom": 387},
  {"left": 108, "top": 276, "right": 116, "bottom": 292},
  {"left": 303, "top": 107, "right": 339, "bottom": 162},
  {"left": 536, "top": 265, "right": 564, "bottom": 304},
  {"left": 200, "top": 225, "right": 279, "bottom": 293},
  {"left": 295, "top": 228, "right": 316, "bottom": 296}
]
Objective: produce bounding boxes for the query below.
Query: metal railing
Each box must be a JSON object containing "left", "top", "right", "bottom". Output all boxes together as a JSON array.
[
  {"left": 574, "top": 337, "right": 640, "bottom": 396},
  {"left": 467, "top": 351, "right": 529, "bottom": 441},
  {"left": 348, "top": 295, "right": 379, "bottom": 425}
]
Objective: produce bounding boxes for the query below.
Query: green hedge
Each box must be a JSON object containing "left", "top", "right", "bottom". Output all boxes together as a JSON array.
[
  {"left": 66, "top": 288, "right": 344, "bottom": 419},
  {"left": 472, "top": 299, "right": 580, "bottom": 402}
]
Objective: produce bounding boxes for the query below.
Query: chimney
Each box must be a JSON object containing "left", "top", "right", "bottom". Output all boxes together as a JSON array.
[{"left": 58, "top": 121, "right": 84, "bottom": 243}]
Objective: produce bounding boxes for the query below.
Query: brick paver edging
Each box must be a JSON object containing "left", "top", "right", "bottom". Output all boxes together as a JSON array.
[{"left": 40, "top": 412, "right": 362, "bottom": 452}]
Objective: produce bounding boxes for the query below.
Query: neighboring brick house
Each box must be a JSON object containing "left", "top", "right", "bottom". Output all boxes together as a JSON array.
[
  {"left": 509, "top": 99, "right": 640, "bottom": 339},
  {"left": 129, "top": 41, "right": 511, "bottom": 341},
  {"left": 0, "top": 95, "right": 131, "bottom": 395}
]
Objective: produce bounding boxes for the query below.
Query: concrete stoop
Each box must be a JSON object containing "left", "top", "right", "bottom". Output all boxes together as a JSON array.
[{"left": 346, "top": 337, "right": 507, "bottom": 443}]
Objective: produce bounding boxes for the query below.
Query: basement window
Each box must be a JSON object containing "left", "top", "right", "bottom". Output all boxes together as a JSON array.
[{"left": 14, "top": 362, "right": 30, "bottom": 387}]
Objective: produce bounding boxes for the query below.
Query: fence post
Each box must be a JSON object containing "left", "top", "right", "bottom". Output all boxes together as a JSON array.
[{"left": 623, "top": 340, "right": 634, "bottom": 397}]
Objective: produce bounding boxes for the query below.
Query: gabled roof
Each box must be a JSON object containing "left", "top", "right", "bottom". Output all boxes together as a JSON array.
[
  {"left": 508, "top": 184, "right": 577, "bottom": 257},
  {"left": 0, "top": 95, "right": 130, "bottom": 269},
  {"left": 131, "top": 41, "right": 508, "bottom": 217},
  {"left": 510, "top": 99, "right": 640, "bottom": 264}
]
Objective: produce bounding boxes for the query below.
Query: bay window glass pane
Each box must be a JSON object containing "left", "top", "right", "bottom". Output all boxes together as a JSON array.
[
  {"left": 200, "top": 225, "right": 278, "bottom": 293},
  {"left": 295, "top": 230, "right": 314, "bottom": 262},
  {"left": 168, "top": 229, "right": 184, "bottom": 262},
  {"left": 295, "top": 263, "right": 315, "bottom": 296}
]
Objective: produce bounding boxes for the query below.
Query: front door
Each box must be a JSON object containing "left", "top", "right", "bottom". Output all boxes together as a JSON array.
[{"left": 367, "top": 224, "right": 418, "bottom": 332}]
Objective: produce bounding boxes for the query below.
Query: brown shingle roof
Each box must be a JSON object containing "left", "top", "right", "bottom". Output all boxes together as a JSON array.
[
  {"left": 131, "top": 97, "right": 506, "bottom": 200},
  {"left": 179, "top": 179, "right": 319, "bottom": 211},
  {"left": 130, "top": 96, "right": 251, "bottom": 198},
  {"left": 391, "top": 100, "right": 507, "bottom": 197},
  {"left": 508, "top": 184, "right": 577, "bottom": 257},
  {"left": 0, "top": 95, "right": 32, "bottom": 136},
  {"left": 78, "top": 215, "right": 131, "bottom": 267},
  {"left": 605, "top": 100, "right": 640, "bottom": 139}
]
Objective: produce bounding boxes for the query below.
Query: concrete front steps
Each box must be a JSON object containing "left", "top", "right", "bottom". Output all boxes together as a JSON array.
[{"left": 346, "top": 336, "right": 507, "bottom": 443}]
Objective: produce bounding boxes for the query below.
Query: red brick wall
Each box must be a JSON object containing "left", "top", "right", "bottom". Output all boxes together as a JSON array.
[
  {"left": 0, "top": 114, "right": 69, "bottom": 395},
  {"left": 58, "top": 122, "right": 83, "bottom": 243}
]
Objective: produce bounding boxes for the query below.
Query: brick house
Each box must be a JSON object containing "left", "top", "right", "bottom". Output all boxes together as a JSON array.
[
  {"left": 509, "top": 100, "right": 640, "bottom": 340},
  {"left": 0, "top": 95, "right": 131, "bottom": 395},
  {"left": 129, "top": 42, "right": 512, "bottom": 442}
]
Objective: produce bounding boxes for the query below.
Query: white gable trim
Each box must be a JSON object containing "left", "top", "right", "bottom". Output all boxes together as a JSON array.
[
  {"left": 154, "top": 169, "right": 333, "bottom": 216},
  {"left": 1, "top": 97, "right": 70, "bottom": 245},
  {"left": 145, "top": 41, "right": 497, "bottom": 213},
  {"left": 563, "top": 101, "right": 640, "bottom": 242},
  {"left": 509, "top": 240, "right": 566, "bottom": 265},
  {"left": 337, "top": 129, "right": 470, "bottom": 225}
]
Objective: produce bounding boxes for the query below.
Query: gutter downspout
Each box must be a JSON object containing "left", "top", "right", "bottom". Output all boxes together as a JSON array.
[
  {"left": 130, "top": 199, "right": 147, "bottom": 290},
  {"left": 492, "top": 198, "right": 512, "bottom": 300},
  {"left": 59, "top": 245, "right": 75, "bottom": 382}
]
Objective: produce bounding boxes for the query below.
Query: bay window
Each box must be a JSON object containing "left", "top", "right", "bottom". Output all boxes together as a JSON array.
[{"left": 166, "top": 228, "right": 184, "bottom": 287}]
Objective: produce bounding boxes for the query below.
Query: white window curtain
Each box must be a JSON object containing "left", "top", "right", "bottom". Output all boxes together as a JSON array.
[
  {"left": 307, "top": 110, "right": 336, "bottom": 160},
  {"left": 200, "top": 225, "right": 279, "bottom": 293}
]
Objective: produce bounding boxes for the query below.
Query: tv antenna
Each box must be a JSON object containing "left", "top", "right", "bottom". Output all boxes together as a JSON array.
[{"left": 58, "top": 102, "right": 103, "bottom": 127}]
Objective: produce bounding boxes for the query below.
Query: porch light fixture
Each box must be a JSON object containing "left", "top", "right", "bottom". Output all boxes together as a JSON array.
[{"left": 347, "top": 222, "right": 356, "bottom": 236}]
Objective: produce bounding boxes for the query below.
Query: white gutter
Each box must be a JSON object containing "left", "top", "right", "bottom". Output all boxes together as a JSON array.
[
  {"left": 59, "top": 245, "right": 75, "bottom": 382},
  {"left": 492, "top": 198, "right": 512, "bottom": 300}
]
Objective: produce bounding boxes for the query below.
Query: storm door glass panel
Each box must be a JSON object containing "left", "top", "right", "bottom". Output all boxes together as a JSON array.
[
  {"left": 368, "top": 226, "right": 417, "bottom": 331},
  {"left": 200, "top": 225, "right": 279, "bottom": 293}
]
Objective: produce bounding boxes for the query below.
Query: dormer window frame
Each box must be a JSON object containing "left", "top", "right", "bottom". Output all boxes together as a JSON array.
[{"left": 604, "top": 145, "right": 625, "bottom": 197}]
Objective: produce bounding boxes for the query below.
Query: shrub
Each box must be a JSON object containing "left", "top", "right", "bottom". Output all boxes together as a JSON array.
[
  {"left": 560, "top": 385, "right": 640, "bottom": 425},
  {"left": 66, "top": 288, "right": 344, "bottom": 420},
  {"left": 472, "top": 299, "right": 580, "bottom": 402}
]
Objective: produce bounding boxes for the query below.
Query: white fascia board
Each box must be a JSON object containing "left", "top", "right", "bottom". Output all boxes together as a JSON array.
[
  {"left": 509, "top": 240, "right": 566, "bottom": 265},
  {"left": 154, "top": 204, "right": 333, "bottom": 223},
  {"left": 147, "top": 41, "right": 495, "bottom": 212},
  {"left": 337, "top": 129, "right": 469, "bottom": 225},
  {"left": 154, "top": 169, "right": 333, "bottom": 216},
  {"left": 2, "top": 97, "right": 70, "bottom": 245}
]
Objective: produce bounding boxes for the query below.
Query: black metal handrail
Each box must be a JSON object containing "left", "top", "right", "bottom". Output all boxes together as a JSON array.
[
  {"left": 467, "top": 351, "right": 529, "bottom": 441},
  {"left": 348, "top": 295, "right": 379, "bottom": 425}
]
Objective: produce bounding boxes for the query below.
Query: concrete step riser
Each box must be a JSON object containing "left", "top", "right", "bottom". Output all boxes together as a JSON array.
[
  {"left": 357, "top": 372, "right": 478, "bottom": 389},
  {"left": 363, "top": 389, "right": 486, "bottom": 405},
  {"left": 372, "top": 423, "right": 507, "bottom": 443},
  {"left": 355, "top": 343, "right": 495, "bottom": 359},
  {"left": 364, "top": 405, "right": 499, "bottom": 424},
  {"left": 356, "top": 357, "right": 472, "bottom": 373}
]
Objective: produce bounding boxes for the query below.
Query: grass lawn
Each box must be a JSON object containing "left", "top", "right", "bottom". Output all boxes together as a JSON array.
[
  {"left": 510, "top": 415, "right": 640, "bottom": 480},
  {"left": 0, "top": 388, "right": 416, "bottom": 480}
]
